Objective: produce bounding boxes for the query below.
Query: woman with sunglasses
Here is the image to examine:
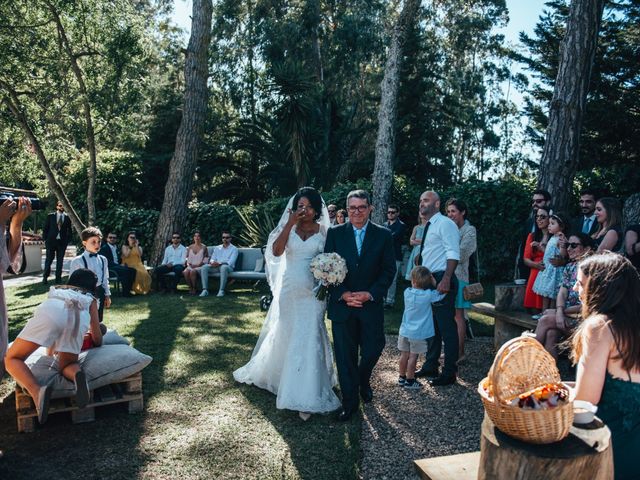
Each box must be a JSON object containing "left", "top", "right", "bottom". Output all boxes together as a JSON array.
[
  {"left": 523, "top": 206, "right": 550, "bottom": 312},
  {"left": 121, "top": 231, "right": 151, "bottom": 295},
  {"left": 534, "top": 233, "right": 594, "bottom": 359}
]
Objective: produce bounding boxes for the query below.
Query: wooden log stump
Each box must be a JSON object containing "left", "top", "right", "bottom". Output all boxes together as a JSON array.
[
  {"left": 494, "top": 283, "right": 525, "bottom": 312},
  {"left": 478, "top": 415, "right": 613, "bottom": 480}
]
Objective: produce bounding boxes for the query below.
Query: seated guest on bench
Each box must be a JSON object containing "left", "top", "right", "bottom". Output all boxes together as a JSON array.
[
  {"left": 99, "top": 232, "right": 135, "bottom": 297},
  {"left": 121, "top": 231, "right": 151, "bottom": 295},
  {"left": 183, "top": 231, "right": 208, "bottom": 295},
  {"left": 5, "top": 269, "right": 103, "bottom": 424},
  {"left": 155, "top": 232, "right": 187, "bottom": 293},
  {"left": 535, "top": 233, "right": 594, "bottom": 360},
  {"left": 70, "top": 227, "right": 111, "bottom": 322},
  {"left": 200, "top": 231, "right": 238, "bottom": 298},
  {"left": 571, "top": 253, "right": 640, "bottom": 480}
]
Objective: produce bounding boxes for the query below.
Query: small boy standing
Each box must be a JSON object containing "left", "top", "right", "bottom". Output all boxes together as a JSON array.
[
  {"left": 70, "top": 227, "right": 111, "bottom": 322},
  {"left": 398, "top": 266, "right": 444, "bottom": 389}
]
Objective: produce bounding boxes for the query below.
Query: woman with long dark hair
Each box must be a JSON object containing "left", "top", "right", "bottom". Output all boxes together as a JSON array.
[
  {"left": 592, "top": 197, "right": 623, "bottom": 252},
  {"left": 571, "top": 253, "right": 640, "bottom": 479}
]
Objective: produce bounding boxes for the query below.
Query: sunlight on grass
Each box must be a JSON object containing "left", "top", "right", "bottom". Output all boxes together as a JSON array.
[{"left": 0, "top": 282, "right": 361, "bottom": 480}]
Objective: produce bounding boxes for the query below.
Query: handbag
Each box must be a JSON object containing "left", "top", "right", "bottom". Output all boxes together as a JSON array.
[{"left": 463, "top": 282, "right": 484, "bottom": 301}]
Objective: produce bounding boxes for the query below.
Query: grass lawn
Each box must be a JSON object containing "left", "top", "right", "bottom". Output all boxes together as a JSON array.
[{"left": 0, "top": 282, "right": 360, "bottom": 480}]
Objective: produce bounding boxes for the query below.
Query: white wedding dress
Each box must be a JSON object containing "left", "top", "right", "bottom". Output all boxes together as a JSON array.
[{"left": 233, "top": 225, "right": 341, "bottom": 413}]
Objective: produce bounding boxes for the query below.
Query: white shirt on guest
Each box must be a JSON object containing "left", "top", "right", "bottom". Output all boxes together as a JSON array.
[
  {"left": 69, "top": 251, "right": 111, "bottom": 297},
  {"left": 162, "top": 244, "right": 187, "bottom": 266},
  {"left": 420, "top": 212, "right": 460, "bottom": 273},
  {"left": 210, "top": 244, "right": 239, "bottom": 269}
]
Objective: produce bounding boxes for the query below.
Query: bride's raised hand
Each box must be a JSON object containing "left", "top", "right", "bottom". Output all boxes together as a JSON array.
[{"left": 286, "top": 208, "right": 303, "bottom": 227}]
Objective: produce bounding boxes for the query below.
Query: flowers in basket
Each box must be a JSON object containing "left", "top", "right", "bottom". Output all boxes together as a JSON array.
[{"left": 309, "top": 252, "right": 348, "bottom": 301}]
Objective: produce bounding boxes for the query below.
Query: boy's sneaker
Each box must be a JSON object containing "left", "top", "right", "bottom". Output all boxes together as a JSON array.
[
  {"left": 398, "top": 375, "right": 407, "bottom": 386},
  {"left": 404, "top": 379, "right": 423, "bottom": 390}
]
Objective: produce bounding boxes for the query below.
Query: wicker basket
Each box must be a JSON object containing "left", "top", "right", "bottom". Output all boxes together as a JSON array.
[{"left": 478, "top": 336, "right": 575, "bottom": 444}]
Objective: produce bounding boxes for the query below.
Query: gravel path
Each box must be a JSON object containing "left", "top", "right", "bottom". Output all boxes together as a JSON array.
[
  {"left": 360, "top": 335, "right": 496, "bottom": 480},
  {"left": 360, "top": 334, "right": 577, "bottom": 479}
]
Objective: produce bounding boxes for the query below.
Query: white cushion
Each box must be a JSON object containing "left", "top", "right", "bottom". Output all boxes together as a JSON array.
[{"left": 25, "top": 344, "right": 152, "bottom": 399}]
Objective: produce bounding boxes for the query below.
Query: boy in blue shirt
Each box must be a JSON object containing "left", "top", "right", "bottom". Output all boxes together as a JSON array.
[{"left": 398, "top": 266, "right": 444, "bottom": 389}]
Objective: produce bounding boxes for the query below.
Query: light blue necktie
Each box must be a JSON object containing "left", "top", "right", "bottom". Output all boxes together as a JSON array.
[
  {"left": 355, "top": 228, "right": 364, "bottom": 256},
  {"left": 582, "top": 217, "right": 592, "bottom": 234}
]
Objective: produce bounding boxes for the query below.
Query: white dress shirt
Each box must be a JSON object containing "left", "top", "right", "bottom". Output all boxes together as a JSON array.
[
  {"left": 70, "top": 251, "right": 111, "bottom": 296},
  {"left": 420, "top": 212, "right": 460, "bottom": 273},
  {"left": 56, "top": 212, "right": 65, "bottom": 240},
  {"left": 162, "top": 244, "right": 187, "bottom": 266},
  {"left": 210, "top": 244, "right": 239, "bottom": 269}
]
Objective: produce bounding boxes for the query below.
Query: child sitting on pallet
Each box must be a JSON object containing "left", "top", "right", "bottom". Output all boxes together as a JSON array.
[{"left": 5, "top": 269, "right": 103, "bottom": 424}]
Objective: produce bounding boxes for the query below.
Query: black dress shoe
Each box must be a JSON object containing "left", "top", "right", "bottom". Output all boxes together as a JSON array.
[
  {"left": 415, "top": 368, "right": 439, "bottom": 378},
  {"left": 429, "top": 375, "right": 456, "bottom": 386},
  {"left": 360, "top": 386, "right": 373, "bottom": 403},
  {"left": 337, "top": 409, "right": 356, "bottom": 422}
]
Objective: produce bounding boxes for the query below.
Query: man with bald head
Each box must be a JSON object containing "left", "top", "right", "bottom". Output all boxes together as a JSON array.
[{"left": 414, "top": 191, "right": 460, "bottom": 386}]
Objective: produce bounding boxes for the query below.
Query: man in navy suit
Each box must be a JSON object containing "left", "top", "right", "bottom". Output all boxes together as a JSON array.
[
  {"left": 42, "top": 201, "right": 72, "bottom": 284},
  {"left": 324, "top": 190, "right": 396, "bottom": 421},
  {"left": 99, "top": 232, "right": 136, "bottom": 297}
]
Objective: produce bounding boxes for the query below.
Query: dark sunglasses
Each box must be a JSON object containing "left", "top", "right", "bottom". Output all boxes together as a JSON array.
[
  {"left": 327, "top": 209, "right": 336, "bottom": 213},
  {"left": 387, "top": 211, "right": 397, "bottom": 215},
  {"left": 536, "top": 214, "right": 548, "bottom": 220},
  {"left": 566, "top": 242, "right": 582, "bottom": 249},
  {"left": 172, "top": 236, "right": 180, "bottom": 239},
  {"left": 222, "top": 236, "right": 231, "bottom": 239}
]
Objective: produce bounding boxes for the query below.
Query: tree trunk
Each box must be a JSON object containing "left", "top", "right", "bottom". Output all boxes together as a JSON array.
[
  {"left": 1, "top": 82, "right": 85, "bottom": 236},
  {"left": 371, "top": 0, "right": 420, "bottom": 224},
  {"left": 46, "top": 1, "right": 98, "bottom": 226},
  {"left": 537, "top": 0, "right": 605, "bottom": 213},
  {"left": 149, "top": 0, "right": 213, "bottom": 266}
]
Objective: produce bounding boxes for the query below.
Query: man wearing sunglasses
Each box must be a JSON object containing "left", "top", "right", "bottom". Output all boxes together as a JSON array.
[
  {"left": 155, "top": 233, "right": 187, "bottom": 293},
  {"left": 383, "top": 205, "right": 406, "bottom": 308},
  {"left": 517, "top": 190, "right": 552, "bottom": 279},
  {"left": 200, "top": 231, "right": 238, "bottom": 297},
  {"left": 99, "top": 232, "right": 136, "bottom": 297}
]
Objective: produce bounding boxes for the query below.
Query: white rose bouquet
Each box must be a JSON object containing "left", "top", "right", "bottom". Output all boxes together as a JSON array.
[{"left": 309, "top": 252, "right": 348, "bottom": 301}]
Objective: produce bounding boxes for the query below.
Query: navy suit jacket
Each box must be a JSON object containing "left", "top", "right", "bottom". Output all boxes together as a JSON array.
[
  {"left": 99, "top": 243, "right": 119, "bottom": 268},
  {"left": 324, "top": 222, "right": 396, "bottom": 323}
]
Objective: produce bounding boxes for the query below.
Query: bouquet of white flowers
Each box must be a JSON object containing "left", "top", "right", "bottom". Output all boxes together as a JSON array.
[{"left": 309, "top": 252, "right": 348, "bottom": 301}]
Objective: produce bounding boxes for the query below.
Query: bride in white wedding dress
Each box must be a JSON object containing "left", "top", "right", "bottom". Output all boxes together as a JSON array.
[{"left": 233, "top": 187, "right": 341, "bottom": 418}]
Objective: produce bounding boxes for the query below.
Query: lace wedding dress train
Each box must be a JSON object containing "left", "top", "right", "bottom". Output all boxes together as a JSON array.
[{"left": 233, "top": 228, "right": 341, "bottom": 413}]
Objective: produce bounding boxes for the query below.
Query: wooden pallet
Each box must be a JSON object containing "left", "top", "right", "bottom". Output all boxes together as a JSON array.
[
  {"left": 15, "top": 372, "right": 143, "bottom": 433},
  {"left": 414, "top": 451, "right": 480, "bottom": 480}
]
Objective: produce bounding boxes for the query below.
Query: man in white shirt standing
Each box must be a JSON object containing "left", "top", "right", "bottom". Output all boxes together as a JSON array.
[
  {"left": 155, "top": 232, "right": 187, "bottom": 293},
  {"left": 200, "top": 231, "right": 238, "bottom": 297},
  {"left": 414, "top": 191, "right": 460, "bottom": 386}
]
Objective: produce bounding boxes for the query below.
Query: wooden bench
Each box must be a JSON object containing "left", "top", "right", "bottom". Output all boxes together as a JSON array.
[
  {"left": 15, "top": 372, "right": 144, "bottom": 432},
  {"left": 414, "top": 451, "right": 480, "bottom": 479},
  {"left": 471, "top": 302, "right": 537, "bottom": 349}
]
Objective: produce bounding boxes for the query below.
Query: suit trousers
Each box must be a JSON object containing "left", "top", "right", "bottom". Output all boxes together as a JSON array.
[
  {"left": 423, "top": 271, "right": 459, "bottom": 378},
  {"left": 200, "top": 264, "right": 233, "bottom": 292},
  {"left": 110, "top": 264, "right": 136, "bottom": 296},
  {"left": 43, "top": 240, "right": 67, "bottom": 282},
  {"left": 332, "top": 308, "right": 385, "bottom": 412},
  {"left": 154, "top": 264, "right": 185, "bottom": 291},
  {"left": 96, "top": 285, "right": 106, "bottom": 322}
]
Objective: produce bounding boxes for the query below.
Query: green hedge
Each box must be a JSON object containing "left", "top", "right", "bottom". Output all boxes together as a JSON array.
[{"left": 92, "top": 176, "right": 533, "bottom": 280}]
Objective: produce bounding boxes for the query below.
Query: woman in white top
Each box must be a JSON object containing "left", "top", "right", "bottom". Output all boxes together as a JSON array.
[
  {"left": 5, "top": 269, "right": 103, "bottom": 424},
  {"left": 445, "top": 198, "right": 477, "bottom": 364}
]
